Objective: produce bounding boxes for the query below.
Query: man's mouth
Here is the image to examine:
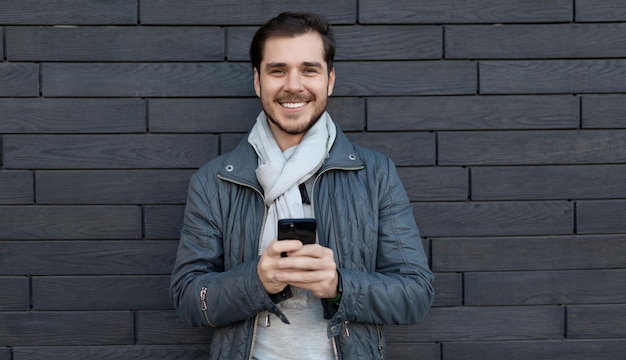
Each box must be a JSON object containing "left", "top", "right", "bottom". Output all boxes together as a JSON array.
[{"left": 280, "top": 102, "right": 308, "bottom": 109}]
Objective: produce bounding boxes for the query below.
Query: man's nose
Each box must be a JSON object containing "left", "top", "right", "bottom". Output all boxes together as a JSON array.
[{"left": 284, "top": 71, "right": 304, "bottom": 91}]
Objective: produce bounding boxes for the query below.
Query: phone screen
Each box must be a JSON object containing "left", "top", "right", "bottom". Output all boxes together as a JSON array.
[{"left": 277, "top": 218, "right": 317, "bottom": 245}]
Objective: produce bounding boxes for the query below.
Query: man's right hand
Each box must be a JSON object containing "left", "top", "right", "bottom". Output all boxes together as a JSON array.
[{"left": 257, "top": 239, "right": 303, "bottom": 294}]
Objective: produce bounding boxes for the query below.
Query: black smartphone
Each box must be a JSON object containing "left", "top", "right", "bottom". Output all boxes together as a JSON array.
[{"left": 278, "top": 218, "right": 317, "bottom": 250}]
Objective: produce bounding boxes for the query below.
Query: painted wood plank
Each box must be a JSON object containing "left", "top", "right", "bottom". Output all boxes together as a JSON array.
[
  {"left": 0, "top": 311, "right": 133, "bottom": 346},
  {"left": 0, "top": 0, "right": 136, "bottom": 24},
  {"left": 0, "top": 206, "right": 141, "bottom": 240},
  {"left": 368, "top": 95, "right": 578, "bottom": 131},
  {"left": 447, "top": 24, "right": 626, "bottom": 59},
  {"left": 465, "top": 270, "right": 626, "bottom": 305},
  {"left": 0, "top": 63, "right": 39, "bottom": 96},
  {"left": 481, "top": 60, "right": 626, "bottom": 94},
  {"left": 36, "top": 170, "right": 193, "bottom": 204},
  {"left": 568, "top": 305, "right": 626, "bottom": 338},
  {"left": 577, "top": 200, "right": 626, "bottom": 234},
  {"left": 0, "top": 171, "right": 33, "bottom": 204},
  {"left": 413, "top": 201, "right": 573, "bottom": 237},
  {"left": 472, "top": 165, "right": 626, "bottom": 200},
  {"left": 444, "top": 340, "right": 626, "bottom": 360},
  {"left": 387, "top": 306, "right": 564, "bottom": 341},
  {"left": 432, "top": 235, "right": 626, "bottom": 272},
  {"left": 7, "top": 26, "right": 223, "bottom": 61},
  {"left": 440, "top": 130, "right": 626, "bottom": 165},
  {"left": 0, "top": 240, "right": 178, "bottom": 275},
  {"left": 334, "top": 61, "right": 476, "bottom": 96},
  {"left": 140, "top": 0, "right": 356, "bottom": 25},
  {"left": 0, "top": 277, "right": 29, "bottom": 310},
  {"left": 0, "top": 99, "right": 146, "bottom": 133},
  {"left": 32, "top": 276, "right": 172, "bottom": 310},
  {"left": 3, "top": 135, "right": 218, "bottom": 169},
  {"left": 42, "top": 63, "right": 254, "bottom": 97},
  {"left": 359, "top": 0, "right": 572, "bottom": 24}
]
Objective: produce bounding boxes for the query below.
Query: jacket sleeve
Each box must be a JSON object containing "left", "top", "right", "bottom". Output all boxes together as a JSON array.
[
  {"left": 169, "top": 169, "right": 286, "bottom": 327},
  {"left": 328, "top": 157, "right": 435, "bottom": 328}
]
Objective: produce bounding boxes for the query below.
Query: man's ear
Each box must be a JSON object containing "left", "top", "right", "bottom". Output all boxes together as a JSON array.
[
  {"left": 253, "top": 67, "right": 261, "bottom": 98},
  {"left": 327, "top": 67, "right": 335, "bottom": 96}
]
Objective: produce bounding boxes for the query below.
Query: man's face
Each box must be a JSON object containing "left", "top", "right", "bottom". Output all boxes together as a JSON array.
[{"left": 254, "top": 32, "right": 335, "bottom": 149}]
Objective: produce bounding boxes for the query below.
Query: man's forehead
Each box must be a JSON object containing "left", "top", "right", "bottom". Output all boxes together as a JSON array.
[{"left": 261, "top": 33, "right": 325, "bottom": 63}]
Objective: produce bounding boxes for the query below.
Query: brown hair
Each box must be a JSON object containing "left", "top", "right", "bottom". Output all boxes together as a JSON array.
[{"left": 249, "top": 12, "right": 335, "bottom": 74}]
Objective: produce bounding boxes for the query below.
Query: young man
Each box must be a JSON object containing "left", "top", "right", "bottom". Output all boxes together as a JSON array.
[{"left": 170, "top": 12, "right": 434, "bottom": 360}]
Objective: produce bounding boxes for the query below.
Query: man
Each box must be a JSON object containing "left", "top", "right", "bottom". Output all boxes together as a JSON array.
[{"left": 170, "top": 12, "right": 434, "bottom": 360}]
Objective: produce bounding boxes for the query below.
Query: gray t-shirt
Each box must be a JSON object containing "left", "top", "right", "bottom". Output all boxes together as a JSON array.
[{"left": 253, "top": 177, "right": 334, "bottom": 360}]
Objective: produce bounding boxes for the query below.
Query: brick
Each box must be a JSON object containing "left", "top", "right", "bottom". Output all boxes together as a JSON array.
[
  {"left": 576, "top": 0, "right": 626, "bottom": 22},
  {"left": 582, "top": 95, "right": 626, "bottom": 128},
  {"left": 136, "top": 310, "right": 213, "bottom": 344},
  {"left": 7, "top": 26, "right": 223, "bottom": 61},
  {"left": 0, "top": 63, "right": 39, "bottom": 96},
  {"left": 41, "top": 63, "right": 253, "bottom": 97},
  {"left": 0, "top": 0, "right": 137, "bottom": 25},
  {"left": 140, "top": 0, "right": 356, "bottom": 25},
  {"left": 333, "top": 61, "right": 476, "bottom": 96},
  {"left": 432, "top": 273, "right": 462, "bottom": 307},
  {"left": 0, "top": 240, "right": 178, "bottom": 275},
  {"left": 0, "top": 311, "right": 133, "bottom": 346},
  {"left": 568, "top": 305, "right": 626, "bottom": 338},
  {"left": 578, "top": 200, "right": 626, "bottom": 234},
  {"left": 347, "top": 132, "right": 436, "bottom": 166},
  {"left": 32, "top": 276, "right": 172, "bottom": 310},
  {"left": 0, "top": 206, "right": 140, "bottom": 240},
  {"left": 368, "top": 95, "right": 578, "bottom": 131},
  {"left": 37, "top": 170, "right": 193, "bottom": 204},
  {"left": 0, "top": 170, "right": 33, "bottom": 204},
  {"left": 386, "top": 343, "right": 440, "bottom": 360},
  {"left": 432, "top": 235, "right": 626, "bottom": 272},
  {"left": 3, "top": 134, "right": 218, "bottom": 169},
  {"left": 397, "top": 167, "right": 468, "bottom": 201},
  {"left": 481, "top": 60, "right": 626, "bottom": 94},
  {"left": 0, "top": 99, "right": 145, "bottom": 133},
  {"left": 472, "top": 165, "right": 626, "bottom": 200},
  {"left": 444, "top": 340, "right": 626, "bottom": 360},
  {"left": 13, "top": 346, "right": 212, "bottom": 360},
  {"left": 413, "top": 201, "right": 573, "bottom": 237},
  {"left": 466, "top": 270, "right": 626, "bottom": 305},
  {"left": 439, "top": 130, "right": 626, "bottom": 165},
  {"left": 326, "top": 98, "right": 366, "bottom": 131},
  {"left": 144, "top": 205, "right": 185, "bottom": 239},
  {"left": 387, "top": 306, "right": 564, "bottom": 341},
  {"left": 447, "top": 24, "right": 626, "bottom": 59},
  {"left": 0, "top": 277, "right": 29, "bottom": 310},
  {"left": 220, "top": 134, "right": 249, "bottom": 154},
  {"left": 359, "top": 0, "right": 572, "bottom": 24}
]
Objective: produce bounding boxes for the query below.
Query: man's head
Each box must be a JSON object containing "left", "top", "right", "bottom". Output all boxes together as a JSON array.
[{"left": 250, "top": 12, "right": 336, "bottom": 149}]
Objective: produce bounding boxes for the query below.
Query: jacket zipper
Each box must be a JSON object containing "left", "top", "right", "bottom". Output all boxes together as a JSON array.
[
  {"left": 216, "top": 173, "right": 268, "bottom": 360},
  {"left": 200, "top": 286, "right": 215, "bottom": 327},
  {"left": 377, "top": 324, "right": 384, "bottom": 359}
]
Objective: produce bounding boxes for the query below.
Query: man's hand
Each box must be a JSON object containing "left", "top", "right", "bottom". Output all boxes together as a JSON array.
[
  {"left": 276, "top": 242, "right": 338, "bottom": 299},
  {"left": 258, "top": 240, "right": 338, "bottom": 299},
  {"left": 257, "top": 239, "right": 303, "bottom": 294}
]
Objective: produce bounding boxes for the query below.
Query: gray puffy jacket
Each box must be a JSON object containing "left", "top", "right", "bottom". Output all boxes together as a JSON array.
[{"left": 170, "top": 127, "right": 434, "bottom": 360}]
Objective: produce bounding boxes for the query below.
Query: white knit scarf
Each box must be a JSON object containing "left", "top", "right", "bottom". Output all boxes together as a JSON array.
[{"left": 248, "top": 111, "right": 336, "bottom": 254}]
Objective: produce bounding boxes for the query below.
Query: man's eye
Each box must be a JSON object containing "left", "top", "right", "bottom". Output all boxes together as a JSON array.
[
  {"left": 304, "top": 68, "right": 319, "bottom": 74},
  {"left": 270, "top": 70, "right": 285, "bottom": 75}
]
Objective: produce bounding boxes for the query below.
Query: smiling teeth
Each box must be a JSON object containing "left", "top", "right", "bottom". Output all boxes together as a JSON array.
[{"left": 281, "top": 102, "right": 306, "bottom": 108}]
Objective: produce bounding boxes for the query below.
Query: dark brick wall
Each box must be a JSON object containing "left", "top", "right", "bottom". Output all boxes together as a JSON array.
[{"left": 1, "top": 1, "right": 625, "bottom": 359}]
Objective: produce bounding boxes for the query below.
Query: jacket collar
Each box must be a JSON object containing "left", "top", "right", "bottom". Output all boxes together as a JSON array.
[{"left": 217, "top": 125, "right": 364, "bottom": 193}]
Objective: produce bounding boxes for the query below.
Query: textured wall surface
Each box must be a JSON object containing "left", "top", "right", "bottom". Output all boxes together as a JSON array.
[{"left": 1, "top": 1, "right": 626, "bottom": 359}]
